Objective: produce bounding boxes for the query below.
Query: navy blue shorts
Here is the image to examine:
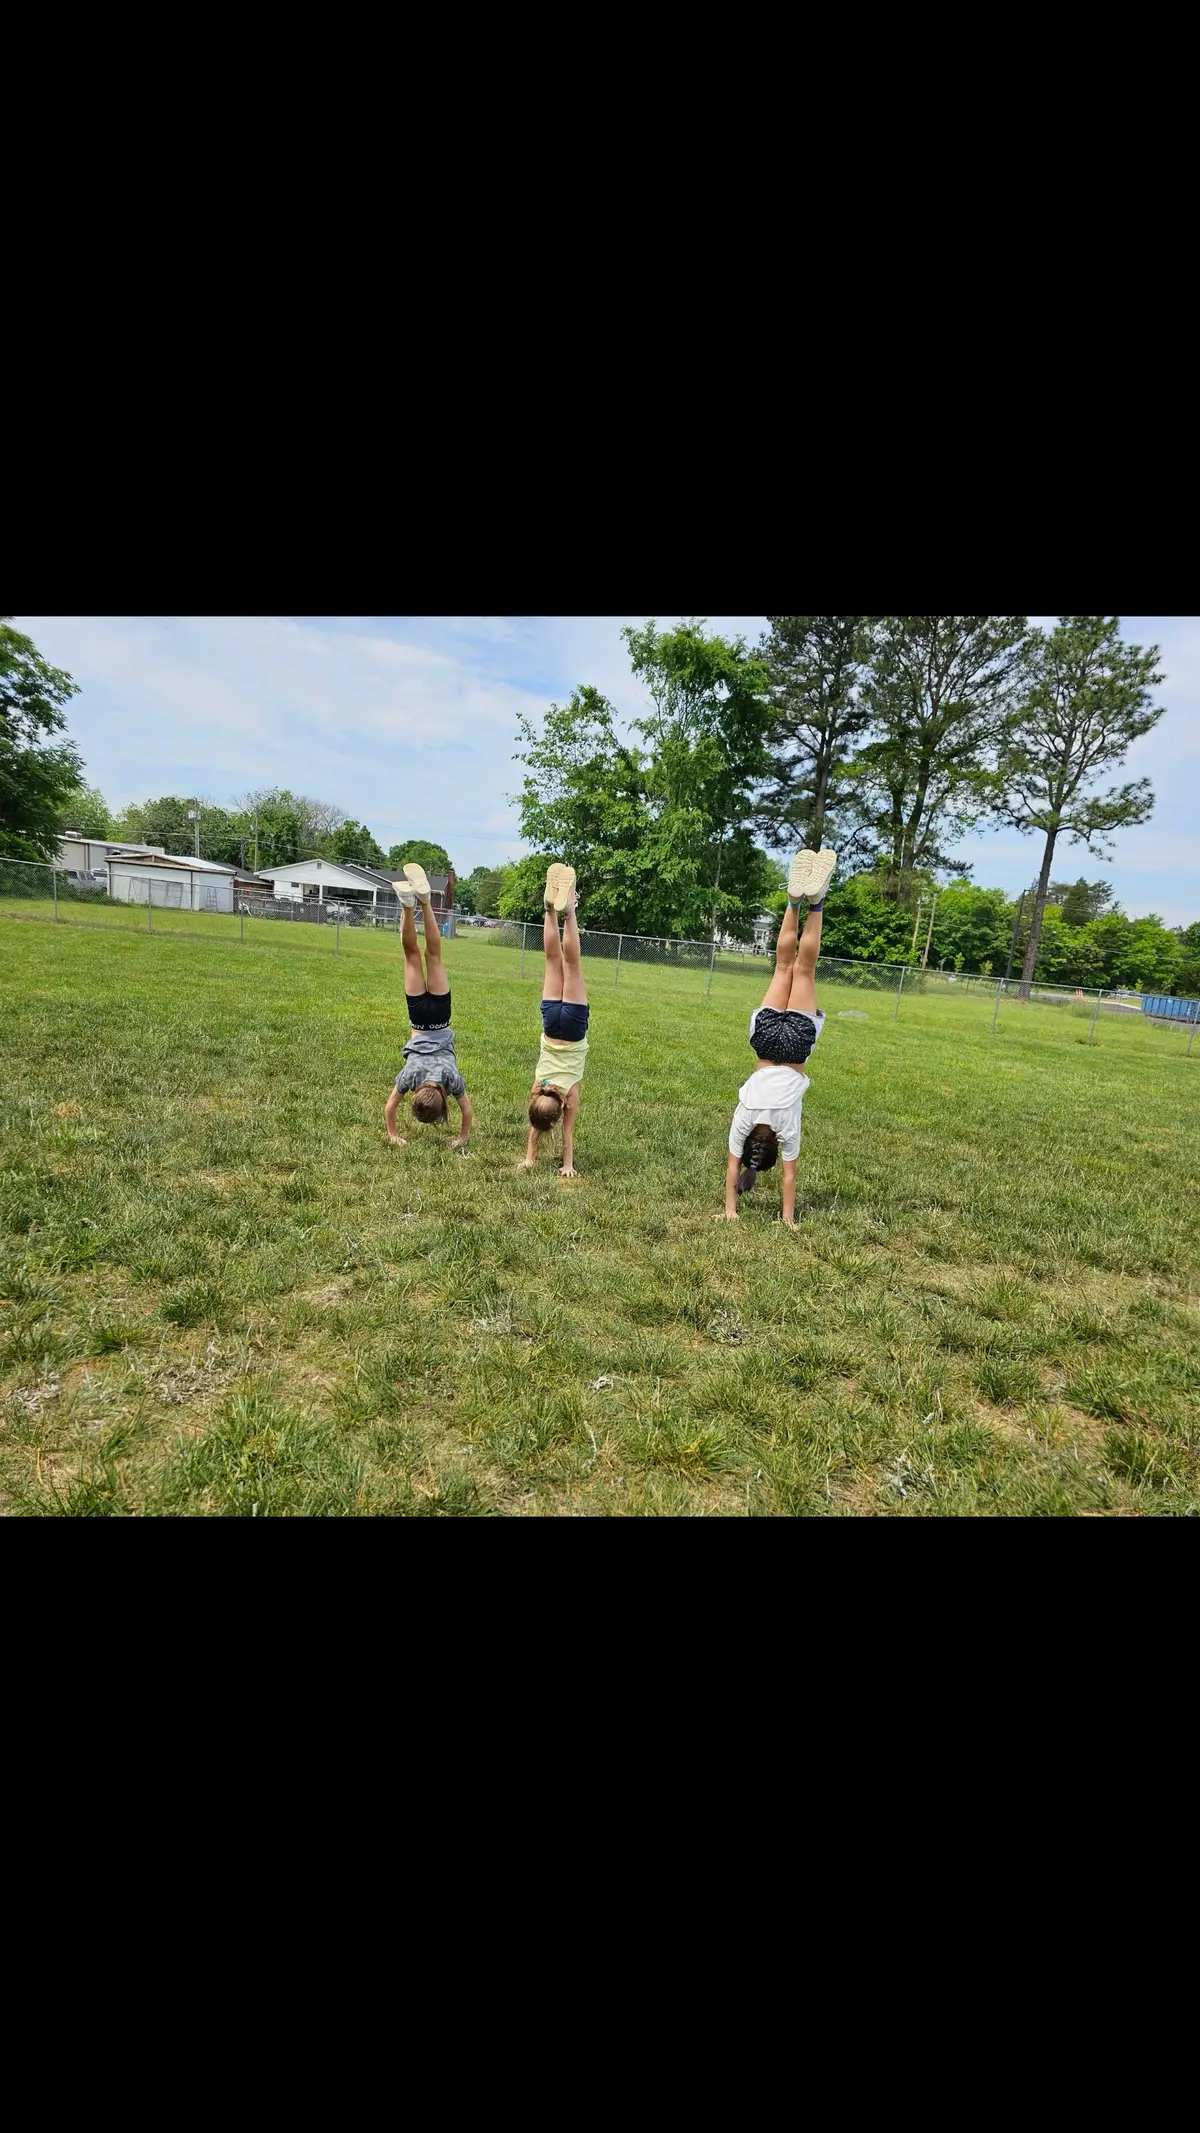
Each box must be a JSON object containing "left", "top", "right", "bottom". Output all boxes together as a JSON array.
[{"left": 541, "top": 999, "right": 590, "bottom": 1042}]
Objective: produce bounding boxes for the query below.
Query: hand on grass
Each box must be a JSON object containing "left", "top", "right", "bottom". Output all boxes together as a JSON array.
[
  {"left": 713, "top": 1210, "right": 738, "bottom": 1221},
  {"left": 387, "top": 1134, "right": 408, "bottom": 1147},
  {"left": 451, "top": 1136, "right": 470, "bottom": 1154},
  {"left": 559, "top": 1164, "right": 578, "bottom": 1179}
]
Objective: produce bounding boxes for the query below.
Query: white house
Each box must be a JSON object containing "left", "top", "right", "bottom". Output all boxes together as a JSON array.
[
  {"left": 106, "top": 852, "right": 237, "bottom": 913},
  {"left": 255, "top": 859, "right": 429, "bottom": 909}
]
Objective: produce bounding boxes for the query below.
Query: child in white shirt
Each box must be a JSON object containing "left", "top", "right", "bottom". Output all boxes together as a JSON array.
[{"left": 719, "top": 848, "right": 836, "bottom": 1226}]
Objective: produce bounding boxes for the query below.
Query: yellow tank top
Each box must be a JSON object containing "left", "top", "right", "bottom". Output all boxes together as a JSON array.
[{"left": 535, "top": 1033, "right": 589, "bottom": 1092}]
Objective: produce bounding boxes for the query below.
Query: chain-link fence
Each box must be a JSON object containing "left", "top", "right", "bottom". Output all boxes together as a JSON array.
[{"left": 3, "top": 857, "right": 1197, "bottom": 1063}]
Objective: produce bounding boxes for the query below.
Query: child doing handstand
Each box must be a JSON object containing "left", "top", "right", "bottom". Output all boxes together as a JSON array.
[
  {"left": 522, "top": 863, "right": 587, "bottom": 1180},
  {"left": 719, "top": 848, "right": 837, "bottom": 1225},
  {"left": 385, "top": 863, "right": 473, "bottom": 1151}
]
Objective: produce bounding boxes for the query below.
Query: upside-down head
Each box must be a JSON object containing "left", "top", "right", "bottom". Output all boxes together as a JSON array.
[
  {"left": 737, "top": 1123, "right": 779, "bottom": 1193},
  {"left": 529, "top": 1084, "right": 564, "bottom": 1133},
  {"left": 411, "top": 1083, "right": 448, "bottom": 1125}
]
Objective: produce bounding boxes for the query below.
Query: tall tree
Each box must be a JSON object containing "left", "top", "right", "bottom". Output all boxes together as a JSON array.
[
  {"left": 849, "top": 616, "right": 1029, "bottom": 890},
  {"left": 622, "top": 620, "right": 774, "bottom": 934},
  {"left": 332, "top": 820, "right": 387, "bottom": 869},
  {"left": 228, "top": 790, "right": 345, "bottom": 869},
  {"left": 1048, "top": 877, "right": 1113, "bottom": 927},
  {"left": 0, "top": 619, "right": 83, "bottom": 859},
  {"left": 58, "top": 782, "right": 113, "bottom": 838},
  {"left": 995, "top": 618, "right": 1165, "bottom": 997},
  {"left": 756, "top": 615, "right": 877, "bottom": 852},
  {"left": 387, "top": 839, "right": 452, "bottom": 877}
]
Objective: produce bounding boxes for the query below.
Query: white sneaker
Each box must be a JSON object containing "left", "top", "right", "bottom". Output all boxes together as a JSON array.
[
  {"left": 392, "top": 881, "right": 417, "bottom": 909},
  {"left": 788, "top": 848, "right": 838, "bottom": 904}
]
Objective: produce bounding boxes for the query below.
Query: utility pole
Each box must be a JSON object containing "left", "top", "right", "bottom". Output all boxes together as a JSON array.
[
  {"left": 921, "top": 894, "right": 938, "bottom": 969},
  {"left": 188, "top": 802, "right": 201, "bottom": 859},
  {"left": 1002, "top": 891, "right": 1025, "bottom": 987}
]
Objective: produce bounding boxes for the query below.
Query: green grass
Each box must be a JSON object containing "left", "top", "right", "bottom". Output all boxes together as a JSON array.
[{"left": 2, "top": 904, "right": 1198, "bottom": 1516}]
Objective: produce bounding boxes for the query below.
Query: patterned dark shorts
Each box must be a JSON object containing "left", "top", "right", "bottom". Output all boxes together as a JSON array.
[{"left": 750, "top": 1007, "right": 819, "bottom": 1064}]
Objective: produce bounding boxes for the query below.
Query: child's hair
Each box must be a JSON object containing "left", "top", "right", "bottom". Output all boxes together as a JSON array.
[
  {"left": 529, "top": 1086, "right": 563, "bottom": 1132},
  {"left": 411, "top": 1083, "right": 448, "bottom": 1125},
  {"left": 737, "top": 1123, "right": 779, "bottom": 1193}
]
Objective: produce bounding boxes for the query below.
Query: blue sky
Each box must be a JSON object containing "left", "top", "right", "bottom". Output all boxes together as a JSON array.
[{"left": 16, "top": 614, "right": 1200, "bottom": 926}]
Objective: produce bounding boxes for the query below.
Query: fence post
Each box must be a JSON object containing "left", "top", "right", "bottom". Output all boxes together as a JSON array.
[
  {"left": 1188, "top": 1009, "right": 1198, "bottom": 1058},
  {"left": 706, "top": 938, "right": 716, "bottom": 1003},
  {"left": 336, "top": 912, "right": 340, "bottom": 955},
  {"left": 520, "top": 921, "right": 527, "bottom": 977},
  {"left": 615, "top": 934, "right": 623, "bottom": 985},
  {"left": 893, "top": 966, "right": 906, "bottom": 1020},
  {"left": 990, "top": 978, "right": 1003, "bottom": 1035},
  {"left": 52, "top": 866, "right": 59, "bottom": 922},
  {"left": 1088, "top": 988, "right": 1103, "bottom": 1046},
  {"left": 147, "top": 888, "right": 152, "bottom": 935},
  {"left": 240, "top": 907, "right": 244, "bottom": 944}
]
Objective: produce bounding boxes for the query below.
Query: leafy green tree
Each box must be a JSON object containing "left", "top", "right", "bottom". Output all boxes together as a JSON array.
[
  {"left": 996, "top": 618, "right": 1165, "bottom": 998},
  {"left": 58, "top": 782, "right": 113, "bottom": 838},
  {"left": 387, "top": 840, "right": 452, "bottom": 876},
  {"left": 1173, "top": 921, "right": 1200, "bottom": 996},
  {"left": 464, "top": 865, "right": 504, "bottom": 916},
  {"left": 0, "top": 619, "right": 83, "bottom": 859},
  {"left": 1049, "top": 877, "right": 1113, "bottom": 927},
  {"left": 757, "top": 615, "right": 877, "bottom": 852},
  {"left": 497, "top": 856, "right": 554, "bottom": 923},
  {"left": 1029, "top": 910, "right": 1107, "bottom": 986},
  {"left": 230, "top": 790, "right": 345, "bottom": 870},
  {"left": 113, "top": 794, "right": 240, "bottom": 864},
  {"left": 333, "top": 820, "right": 387, "bottom": 869},
  {"left": 928, "top": 882, "right": 1015, "bottom": 974},
  {"left": 849, "top": 615, "right": 1029, "bottom": 888},
  {"left": 815, "top": 871, "right": 925, "bottom": 963},
  {"left": 1114, "top": 916, "right": 1181, "bottom": 993}
]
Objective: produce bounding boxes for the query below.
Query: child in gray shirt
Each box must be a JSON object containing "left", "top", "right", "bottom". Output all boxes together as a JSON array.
[{"left": 384, "top": 867, "right": 474, "bottom": 1150}]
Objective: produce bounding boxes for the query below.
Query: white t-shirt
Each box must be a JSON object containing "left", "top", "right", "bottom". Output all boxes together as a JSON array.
[{"left": 728, "top": 1066, "right": 809, "bottom": 1164}]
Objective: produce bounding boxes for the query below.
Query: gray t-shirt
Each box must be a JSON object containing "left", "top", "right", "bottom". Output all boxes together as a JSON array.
[{"left": 395, "top": 1026, "right": 466, "bottom": 1098}]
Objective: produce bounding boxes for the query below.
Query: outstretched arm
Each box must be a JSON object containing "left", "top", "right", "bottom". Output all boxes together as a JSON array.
[
  {"left": 781, "top": 1159, "right": 797, "bottom": 1225},
  {"left": 452, "top": 1093, "right": 473, "bottom": 1149},
  {"left": 386, "top": 1088, "right": 408, "bottom": 1146}
]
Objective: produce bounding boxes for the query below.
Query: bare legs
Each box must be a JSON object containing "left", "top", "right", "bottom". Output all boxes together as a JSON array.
[
  {"left": 402, "top": 898, "right": 450, "bottom": 999},
  {"left": 543, "top": 892, "right": 588, "bottom": 1005},
  {"left": 759, "top": 900, "right": 823, "bottom": 1017}
]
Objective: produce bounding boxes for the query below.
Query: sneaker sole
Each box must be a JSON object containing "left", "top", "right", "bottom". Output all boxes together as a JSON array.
[
  {"left": 403, "top": 862, "right": 432, "bottom": 900},
  {"left": 392, "top": 882, "right": 417, "bottom": 909},
  {"left": 544, "top": 863, "right": 575, "bottom": 913},
  {"left": 788, "top": 848, "right": 838, "bottom": 903}
]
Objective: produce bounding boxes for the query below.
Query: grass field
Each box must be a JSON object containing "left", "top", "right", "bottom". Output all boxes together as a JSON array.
[{"left": 2, "top": 904, "right": 1198, "bottom": 1516}]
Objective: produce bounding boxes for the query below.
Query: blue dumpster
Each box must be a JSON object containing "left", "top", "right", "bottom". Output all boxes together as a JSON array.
[{"left": 1140, "top": 993, "right": 1200, "bottom": 1022}]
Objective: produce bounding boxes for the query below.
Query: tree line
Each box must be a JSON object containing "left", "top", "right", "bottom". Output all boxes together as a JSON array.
[
  {"left": 3, "top": 613, "right": 1194, "bottom": 993},
  {"left": 500, "top": 614, "right": 1187, "bottom": 995}
]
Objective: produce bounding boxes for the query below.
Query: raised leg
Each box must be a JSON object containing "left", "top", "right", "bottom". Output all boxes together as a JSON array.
[
  {"left": 543, "top": 905, "right": 565, "bottom": 1003},
  {"left": 560, "top": 892, "right": 588, "bottom": 1005},
  {"left": 761, "top": 900, "right": 799, "bottom": 1011},
  {"left": 420, "top": 897, "right": 450, "bottom": 998},
  {"left": 788, "top": 903, "right": 824, "bottom": 1018},
  {"left": 401, "top": 904, "right": 426, "bottom": 996}
]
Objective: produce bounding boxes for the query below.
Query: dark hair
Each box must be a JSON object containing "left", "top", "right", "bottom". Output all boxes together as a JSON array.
[
  {"left": 737, "top": 1122, "right": 779, "bottom": 1194},
  {"left": 529, "top": 1087, "right": 563, "bottom": 1132},
  {"left": 411, "top": 1083, "right": 448, "bottom": 1125}
]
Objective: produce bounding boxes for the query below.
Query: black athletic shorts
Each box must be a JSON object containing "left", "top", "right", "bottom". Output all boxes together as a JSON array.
[
  {"left": 541, "top": 999, "right": 590, "bottom": 1042},
  {"left": 749, "top": 1006, "right": 820, "bottom": 1064},
  {"left": 408, "top": 990, "right": 452, "bottom": 1030}
]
